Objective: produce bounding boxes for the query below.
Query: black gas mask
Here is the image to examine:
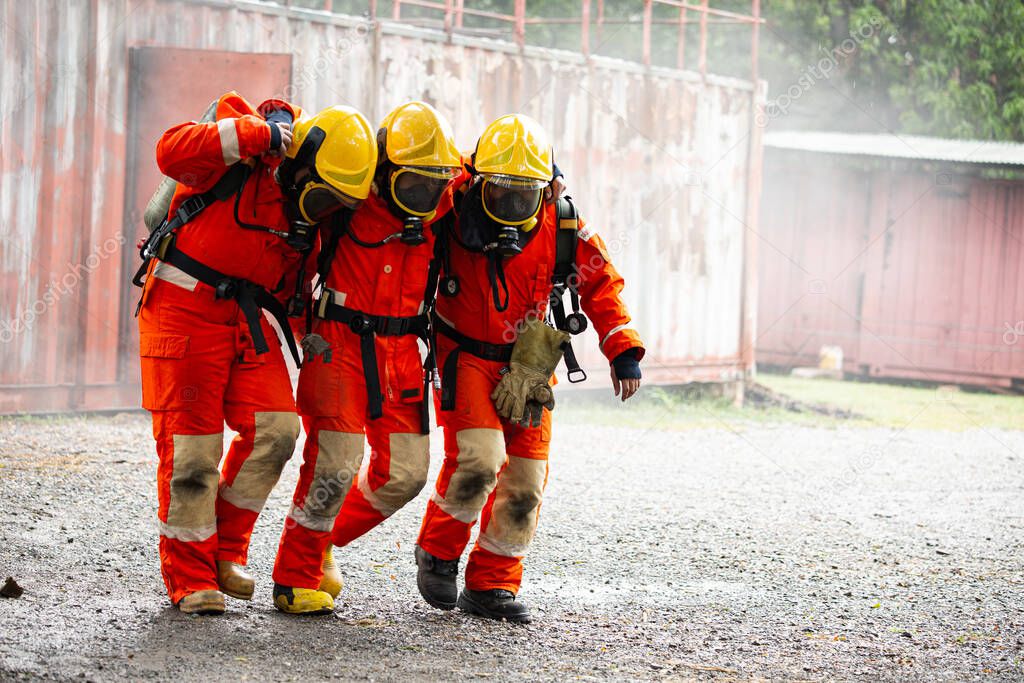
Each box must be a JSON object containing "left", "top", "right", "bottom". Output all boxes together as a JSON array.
[
  {"left": 455, "top": 178, "right": 545, "bottom": 312},
  {"left": 458, "top": 178, "right": 544, "bottom": 256},
  {"left": 276, "top": 126, "right": 361, "bottom": 233},
  {"left": 377, "top": 162, "right": 454, "bottom": 246}
]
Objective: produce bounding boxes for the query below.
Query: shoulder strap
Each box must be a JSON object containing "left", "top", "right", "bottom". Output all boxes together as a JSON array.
[
  {"left": 132, "top": 162, "right": 249, "bottom": 288},
  {"left": 423, "top": 211, "right": 453, "bottom": 313},
  {"left": 316, "top": 210, "right": 352, "bottom": 286},
  {"left": 553, "top": 196, "right": 579, "bottom": 288},
  {"left": 548, "top": 196, "right": 587, "bottom": 382}
]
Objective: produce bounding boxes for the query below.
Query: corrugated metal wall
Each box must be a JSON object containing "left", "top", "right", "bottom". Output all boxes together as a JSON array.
[
  {"left": 0, "top": 0, "right": 762, "bottom": 413},
  {"left": 758, "top": 151, "right": 1024, "bottom": 389}
]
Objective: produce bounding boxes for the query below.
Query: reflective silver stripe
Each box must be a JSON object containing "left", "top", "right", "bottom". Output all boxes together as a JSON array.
[
  {"left": 600, "top": 324, "right": 631, "bottom": 349},
  {"left": 322, "top": 287, "right": 347, "bottom": 307},
  {"left": 429, "top": 489, "right": 480, "bottom": 524},
  {"left": 152, "top": 261, "right": 198, "bottom": 291},
  {"left": 477, "top": 532, "right": 529, "bottom": 558},
  {"left": 158, "top": 520, "right": 217, "bottom": 542},
  {"left": 218, "top": 483, "right": 266, "bottom": 514},
  {"left": 217, "top": 118, "right": 241, "bottom": 165},
  {"left": 286, "top": 504, "right": 336, "bottom": 532}
]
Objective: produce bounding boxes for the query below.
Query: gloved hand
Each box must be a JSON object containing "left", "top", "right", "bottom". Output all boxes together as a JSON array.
[
  {"left": 301, "top": 333, "right": 332, "bottom": 363},
  {"left": 491, "top": 319, "right": 569, "bottom": 426},
  {"left": 264, "top": 107, "right": 295, "bottom": 156},
  {"left": 611, "top": 348, "right": 642, "bottom": 401},
  {"left": 516, "top": 400, "right": 546, "bottom": 429}
]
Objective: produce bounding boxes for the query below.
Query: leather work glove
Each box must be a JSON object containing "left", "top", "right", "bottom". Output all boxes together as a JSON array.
[
  {"left": 491, "top": 319, "right": 570, "bottom": 426},
  {"left": 301, "top": 333, "right": 332, "bottom": 363}
]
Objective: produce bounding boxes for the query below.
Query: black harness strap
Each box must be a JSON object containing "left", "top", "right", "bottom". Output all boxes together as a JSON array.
[
  {"left": 485, "top": 254, "right": 510, "bottom": 312},
  {"left": 416, "top": 215, "right": 451, "bottom": 432},
  {"left": 550, "top": 197, "right": 588, "bottom": 383},
  {"left": 159, "top": 240, "right": 302, "bottom": 367},
  {"left": 133, "top": 163, "right": 249, "bottom": 289},
  {"left": 308, "top": 210, "right": 352, "bottom": 334},
  {"left": 433, "top": 315, "right": 514, "bottom": 412},
  {"left": 315, "top": 293, "right": 428, "bottom": 422}
]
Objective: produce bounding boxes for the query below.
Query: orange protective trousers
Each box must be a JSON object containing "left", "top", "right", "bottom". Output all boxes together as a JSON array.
[
  {"left": 271, "top": 192, "right": 450, "bottom": 589},
  {"left": 271, "top": 322, "right": 428, "bottom": 589},
  {"left": 417, "top": 338, "right": 551, "bottom": 594},
  {"left": 139, "top": 275, "right": 298, "bottom": 604}
]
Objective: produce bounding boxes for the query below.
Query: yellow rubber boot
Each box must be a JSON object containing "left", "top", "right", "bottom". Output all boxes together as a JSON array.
[
  {"left": 273, "top": 584, "right": 335, "bottom": 615},
  {"left": 319, "top": 545, "right": 344, "bottom": 598}
]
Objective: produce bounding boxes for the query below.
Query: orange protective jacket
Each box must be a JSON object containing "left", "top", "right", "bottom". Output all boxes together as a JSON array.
[
  {"left": 435, "top": 197, "right": 644, "bottom": 365},
  {"left": 153, "top": 91, "right": 310, "bottom": 307},
  {"left": 298, "top": 180, "right": 464, "bottom": 416}
]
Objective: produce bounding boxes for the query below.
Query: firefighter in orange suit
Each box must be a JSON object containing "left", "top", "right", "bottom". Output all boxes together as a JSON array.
[
  {"left": 137, "top": 91, "right": 377, "bottom": 614},
  {"left": 270, "top": 102, "right": 466, "bottom": 614},
  {"left": 414, "top": 114, "right": 644, "bottom": 623}
]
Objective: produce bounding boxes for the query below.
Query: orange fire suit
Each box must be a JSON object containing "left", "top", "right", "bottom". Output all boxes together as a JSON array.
[
  {"left": 417, "top": 200, "right": 644, "bottom": 593},
  {"left": 139, "top": 91, "right": 308, "bottom": 604},
  {"left": 272, "top": 187, "right": 460, "bottom": 590}
]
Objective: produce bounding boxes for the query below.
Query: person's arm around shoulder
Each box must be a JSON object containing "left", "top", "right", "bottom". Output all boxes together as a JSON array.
[{"left": 155, "top": 91, "right": 291, "bottom": 191}]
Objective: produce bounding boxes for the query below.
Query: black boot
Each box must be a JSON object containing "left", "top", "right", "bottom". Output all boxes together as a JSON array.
[
  {"left": 457, "top": 588, "right": 532, "bottom": 624},
  {"left": 415, "top": 546, "right": 459, "bottom": 610}
]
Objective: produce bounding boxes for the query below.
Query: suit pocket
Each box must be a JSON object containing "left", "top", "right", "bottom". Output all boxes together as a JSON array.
[
  {"left": 139, "top": 333, "right": 192, "bottom": 411},
  {"left": 390, "top": 342, "right": 425, "bottom": 405},
  {"left": 296, "top": 342, "right": 343, "bottom": 417}
]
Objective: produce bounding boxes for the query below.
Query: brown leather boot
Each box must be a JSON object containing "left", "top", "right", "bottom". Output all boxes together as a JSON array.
[
  {"left": 178, "top": 589, "right": 225, "bottom": 615},
  {"left": 216, "top": 560, "right": 255, "bottom": 600}
]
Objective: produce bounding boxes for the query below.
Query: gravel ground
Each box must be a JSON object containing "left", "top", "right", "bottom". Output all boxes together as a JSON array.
[{"left": 1, "top": 410, "right": 1023, "bottom": 681}]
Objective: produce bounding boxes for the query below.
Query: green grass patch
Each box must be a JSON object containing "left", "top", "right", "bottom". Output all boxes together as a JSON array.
[
  {"left": 760, "top": 374, "right": 1024, "bottom": 431},
  {"left": 558, "top": 373, "right": 1024, "bottom": 432}
]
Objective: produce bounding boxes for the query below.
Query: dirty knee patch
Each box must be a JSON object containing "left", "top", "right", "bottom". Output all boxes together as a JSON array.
[
  {"left": 478, "top": 456, "right": 547, "bottom": 557},
  {"left": 220, "top": 411, "right": 299, "bottom": 512},
  {"left": 359, "top": 433, "right": 430, "bottom": 516},
  {"left": 166, "top": 433, "right": 222, "bottom": 533},
  {"left": 432, "top": 428, "right": 505, "bottom": 523},
  {"left": 294, "top": 431, "right": 363, "bottom": 530}
]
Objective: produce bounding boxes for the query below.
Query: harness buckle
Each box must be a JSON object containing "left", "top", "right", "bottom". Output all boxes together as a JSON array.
[
  {"left": 175, "top": 195, "right": 206, "bottom": 224},
  {"left": 567, "top": 367, "right": 588, "bottom": 383},
  {"left": 214, "top": 279, "right": 238, "bottom": 300},
  {"left": 349, "top": 313, "right": 374, "bottom": 336}
]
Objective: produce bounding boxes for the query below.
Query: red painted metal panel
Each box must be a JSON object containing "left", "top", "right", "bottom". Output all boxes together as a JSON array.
[
  {"left": 2, "top": 0, "right": 761, "bottom": 413},
  {"left": 759, "top": 149, "right": 1024, "bottom": 389},
  {"left": 757, "top": 156, "right": 866, "bottom": 372}
]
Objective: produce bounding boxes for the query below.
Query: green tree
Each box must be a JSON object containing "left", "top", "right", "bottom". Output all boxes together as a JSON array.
[
  {"left": 758, "top": 0, "right": 1024, "bottom": 141},
  {"left": 316, "top": 0, "right": 1024, "bottom": 140}
]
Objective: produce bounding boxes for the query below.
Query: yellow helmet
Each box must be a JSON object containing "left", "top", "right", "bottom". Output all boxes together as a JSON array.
[
  {"left": 377, "top": 101, "right": 461, "bottom": 219},
  {"left": 378, "top": 101, "right": 461, "bottom": 169},
  {"left": 285, "top": 105, "right": 377, "bottom": 223},
  {"left": 473, "top": 114, "right": 552, "bottom": 232},
  {"left": 473, "top": 114, "right": 553, "bottom": 183}
]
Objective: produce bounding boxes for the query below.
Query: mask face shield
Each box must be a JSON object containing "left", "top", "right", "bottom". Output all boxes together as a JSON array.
[
  {"left": 390, "top": 166, "right": 457, "bottom": 217},
  {"left": 481, "top": 175, "right": 546, "bottom": 228},
  {"left": 297, "top": 182, "right": 361, "bottom": 223}
]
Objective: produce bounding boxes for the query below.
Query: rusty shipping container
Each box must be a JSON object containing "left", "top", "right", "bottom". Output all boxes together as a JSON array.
[
  {"left": 0, "top": 0, "right": 764, "bottom": 413},
  {"left": 758, "top": 133, "right": 1024, "bottom": 389}
]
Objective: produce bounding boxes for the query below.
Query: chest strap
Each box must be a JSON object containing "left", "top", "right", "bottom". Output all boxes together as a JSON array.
[
  {"left": 315, "top": 290, "right": 428, "bottom": 427},
  {"left": 433, "top": 316, "right": 514, "bottom": 412},
  {"left": 159, "top": 239, "right": 301, "bottom": 368}
]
